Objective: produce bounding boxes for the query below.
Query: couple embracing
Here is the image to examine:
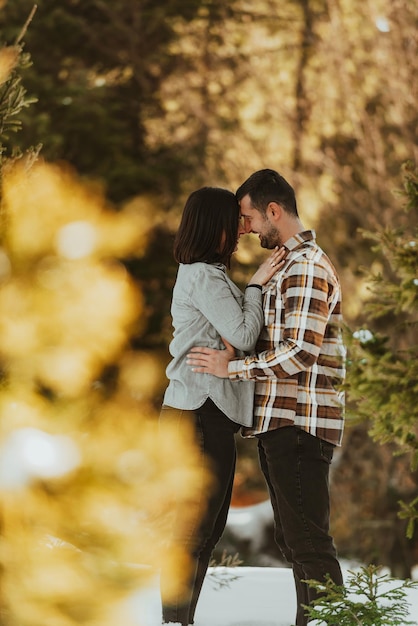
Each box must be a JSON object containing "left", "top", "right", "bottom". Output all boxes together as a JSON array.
[{"left": 159, "top": 169, "right": 346, "bottom": 626}]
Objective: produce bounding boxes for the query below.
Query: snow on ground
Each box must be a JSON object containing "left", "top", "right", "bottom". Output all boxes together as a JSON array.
[
  {"left": 126, "top": 501, "right": 418, "bottom": 625},
  {"left": 129, "top": 563, "right": 418, "bottom": 626}
]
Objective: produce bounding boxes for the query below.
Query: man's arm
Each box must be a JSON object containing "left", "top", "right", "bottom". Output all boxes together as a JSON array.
[{"left": 188, "top": 257, "right": 339, "bottom": 381}]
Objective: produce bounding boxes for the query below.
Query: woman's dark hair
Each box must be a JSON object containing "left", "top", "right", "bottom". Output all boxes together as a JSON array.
[{"left": 174, "top": 187, "right": 240, "bottom": 267}]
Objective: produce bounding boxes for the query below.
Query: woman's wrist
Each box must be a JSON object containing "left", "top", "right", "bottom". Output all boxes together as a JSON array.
[{"left": 245, "top": 283, "right": 263, "bottom": 290}]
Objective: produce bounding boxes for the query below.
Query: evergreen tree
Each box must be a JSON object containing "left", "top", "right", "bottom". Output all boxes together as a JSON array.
[
  {"left": 345, "top": 161, "right": 418, "bottom": 532},
  {"left": 0, "top": 0, "right": 205, "bottom": 203}
]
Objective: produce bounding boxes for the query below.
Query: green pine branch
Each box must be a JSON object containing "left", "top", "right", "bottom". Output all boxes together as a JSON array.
[
  {"left": 0, "top": 5, "right": 40, "bottom": 197},
  {"left": 304, "top": 565, "right": 418, "bottom": 625}
]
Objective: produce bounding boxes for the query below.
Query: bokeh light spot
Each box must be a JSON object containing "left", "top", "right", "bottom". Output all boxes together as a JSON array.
[{"left": 56, "top": 221, "right": 98, "bottom": 259}]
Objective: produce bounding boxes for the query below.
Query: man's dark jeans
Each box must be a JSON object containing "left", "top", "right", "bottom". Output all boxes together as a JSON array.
[
  {"left": 257, "top": 426, "right": 343, "bottom": 626},
  {"left": 160, "top": 399, "right": 239, "bottom": 626}
]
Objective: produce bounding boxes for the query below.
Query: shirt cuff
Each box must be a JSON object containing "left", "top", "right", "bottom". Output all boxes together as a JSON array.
[
  {"left": 228, "top": 357, "right": 246, "bottom": 380},
  {"left": 245, "top": 283, "right": 263, "bottom": 291},
  {"left": 244, "top": 286, "right": 263, "bottom": 301}
]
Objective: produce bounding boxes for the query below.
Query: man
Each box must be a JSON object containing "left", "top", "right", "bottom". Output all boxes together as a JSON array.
[{"left": 187, "top": 169, "right": 345, "bottom": 626}]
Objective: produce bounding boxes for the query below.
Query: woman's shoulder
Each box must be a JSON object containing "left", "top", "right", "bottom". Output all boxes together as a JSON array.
[{"left": 178, "top": 262, "right": 226, "bottom": 279}]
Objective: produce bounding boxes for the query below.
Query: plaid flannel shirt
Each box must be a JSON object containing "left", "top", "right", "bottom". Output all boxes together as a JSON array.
[{"left": 228, "top": 230, "right": 346, "bottom": 446}]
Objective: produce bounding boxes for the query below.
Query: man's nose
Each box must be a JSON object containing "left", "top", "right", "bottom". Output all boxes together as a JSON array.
[{"left": 240, "top": 218, "right": 251, "bottom": 234}]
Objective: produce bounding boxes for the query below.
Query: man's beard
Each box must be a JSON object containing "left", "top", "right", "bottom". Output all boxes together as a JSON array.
[{"left": 259, "top": 224, "right": 282, "bottom": 249}]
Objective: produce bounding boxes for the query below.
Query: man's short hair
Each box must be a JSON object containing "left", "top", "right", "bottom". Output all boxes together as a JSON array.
[{"left": 236, "top": 169, "right": 298, "bottom": 217}]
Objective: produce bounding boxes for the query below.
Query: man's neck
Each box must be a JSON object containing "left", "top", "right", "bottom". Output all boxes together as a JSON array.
[{"left": 281, "top": 218, "right": 305, "bottom": 244}]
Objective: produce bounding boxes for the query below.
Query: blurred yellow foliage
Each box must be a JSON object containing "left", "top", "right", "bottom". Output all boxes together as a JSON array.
[{"left": 0, "top": 160, "right": 208, "bottom": 625}]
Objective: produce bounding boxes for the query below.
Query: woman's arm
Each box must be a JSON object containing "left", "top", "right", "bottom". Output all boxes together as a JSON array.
[{"left": 191, "top": 248, "right": 285, "bottom": 351}]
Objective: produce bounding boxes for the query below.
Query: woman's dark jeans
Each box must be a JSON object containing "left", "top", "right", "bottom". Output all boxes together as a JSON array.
[
  {"left": 159, "top": 399, "right": 239, "bottom": 626},
  {"left": 257, "top": 426, "right": 343, "bottom": 626}
]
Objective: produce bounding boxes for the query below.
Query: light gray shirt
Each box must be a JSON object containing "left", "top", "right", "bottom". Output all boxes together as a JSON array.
[{"left": 163, "top": 262, "right": 263, "bottom": 426}]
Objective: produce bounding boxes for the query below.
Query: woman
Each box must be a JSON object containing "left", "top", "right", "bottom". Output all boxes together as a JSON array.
[{"left": 160, "top": 187, "right": 285, "bottom": 626}]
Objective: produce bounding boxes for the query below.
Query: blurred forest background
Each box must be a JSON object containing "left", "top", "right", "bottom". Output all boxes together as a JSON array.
[{"left": 0, "top": 0, "right": 417, "bottom": 614}]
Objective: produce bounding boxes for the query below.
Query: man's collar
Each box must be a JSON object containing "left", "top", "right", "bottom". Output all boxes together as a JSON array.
[{"left": 283, "top": 230, "right": 316, "bottom": 252}]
